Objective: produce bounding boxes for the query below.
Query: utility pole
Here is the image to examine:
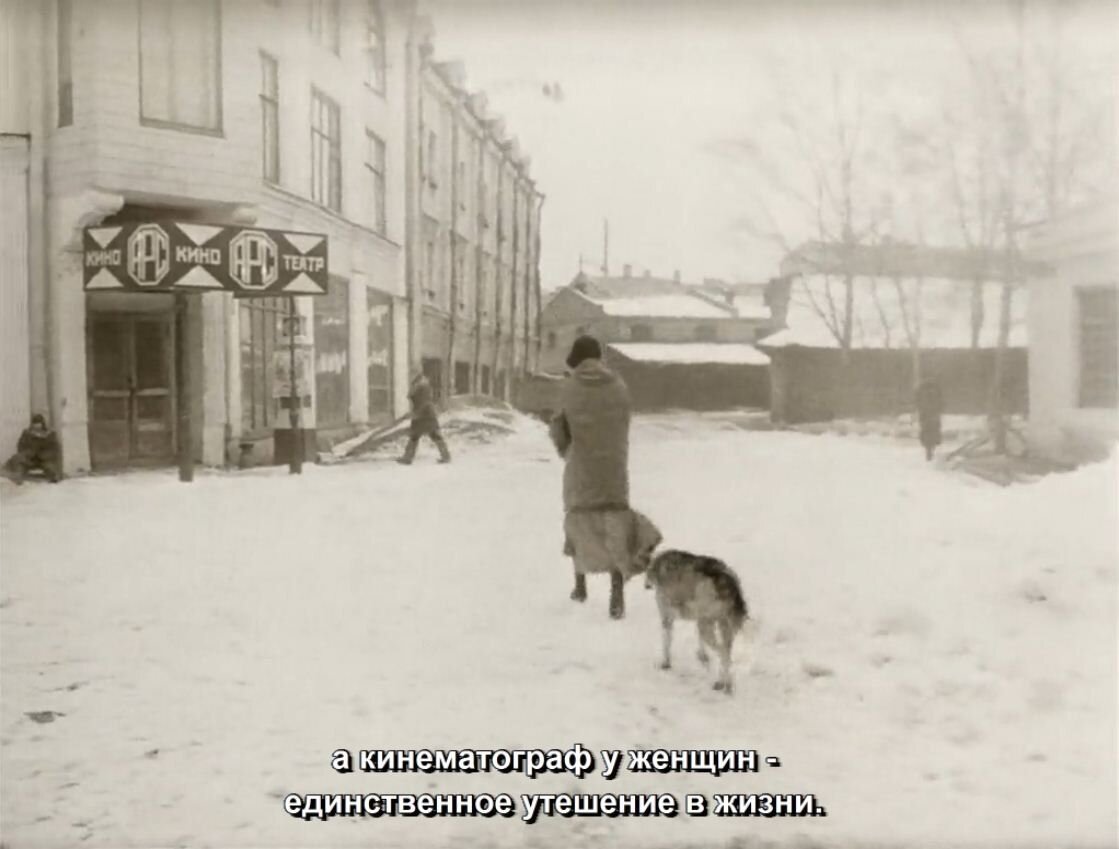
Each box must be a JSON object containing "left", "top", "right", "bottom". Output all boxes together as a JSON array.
[{"left": 286, "top": 295, "right": 303, "bottom": 474}]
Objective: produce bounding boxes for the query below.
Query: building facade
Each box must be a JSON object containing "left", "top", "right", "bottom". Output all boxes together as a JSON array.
[
  {"left": 0, "top": 0, "right": 542, "bottom": 474},
  {"left": 408, "top": 53, "right": 543, "bottom": 403},
  {"left": 1025, "top": 196, "right": 1119, "bottom": 455}
]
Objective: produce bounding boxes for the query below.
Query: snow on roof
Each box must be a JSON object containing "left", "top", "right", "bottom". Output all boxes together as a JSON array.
[
  {"left": 609, "top": 343, "right": 770, "bottom": 366},
  {"left": 759, "top": 275, "right": 1028, "bottom": 350},
  {"left": 731, "top": 295, "right": 771, "bottom": 320},
  {"left": 593, "top": 294, "right": 735, "bottom": 318}
]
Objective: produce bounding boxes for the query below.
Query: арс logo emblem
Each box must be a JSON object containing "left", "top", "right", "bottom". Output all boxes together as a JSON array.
[
  {"left": 126, "top": 224, "right": 170, "bottom": 287},
  {"left": 229, "top": 230, "right": 279, "bottom": 290}
]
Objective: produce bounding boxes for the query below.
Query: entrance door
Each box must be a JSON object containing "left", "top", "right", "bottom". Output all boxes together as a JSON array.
[{"left": 88, "top": 315, "right": 175, "bottom": 468}]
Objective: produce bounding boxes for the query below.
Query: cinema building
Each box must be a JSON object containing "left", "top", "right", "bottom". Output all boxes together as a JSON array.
[{"left": 1, "top": 0, "right": 541, "bottom": 474}]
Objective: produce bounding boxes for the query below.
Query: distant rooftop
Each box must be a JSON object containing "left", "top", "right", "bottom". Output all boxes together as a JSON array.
[
  {"left": 566, "top": 271, "right": 769, "bottom": 320},
  {"left": 759, "top": 275, "right": 1027, "bottom": 350}
]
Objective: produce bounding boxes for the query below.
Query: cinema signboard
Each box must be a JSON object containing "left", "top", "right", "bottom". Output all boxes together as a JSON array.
[{"left": 82, "top": 221, "right": 329, "bottom": 296}]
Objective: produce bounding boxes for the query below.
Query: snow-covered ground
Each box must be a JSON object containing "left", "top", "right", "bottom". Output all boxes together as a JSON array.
[{"left": 1, "top": 412, "right": 1116, "bottom": 849}]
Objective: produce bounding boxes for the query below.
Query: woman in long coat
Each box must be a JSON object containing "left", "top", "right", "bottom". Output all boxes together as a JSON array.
[{"left": 550, "top": 336, "right": 661, "bottom": 619}]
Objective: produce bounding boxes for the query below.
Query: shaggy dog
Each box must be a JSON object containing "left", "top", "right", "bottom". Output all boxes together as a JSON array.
[{"left": 644, "top": 549, "right": 752, "bottom": 695}]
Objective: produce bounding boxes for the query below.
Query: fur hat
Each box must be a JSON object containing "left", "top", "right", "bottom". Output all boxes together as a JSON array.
[{"left": 566, "top": 335, "right": 603, "bottom": 369}]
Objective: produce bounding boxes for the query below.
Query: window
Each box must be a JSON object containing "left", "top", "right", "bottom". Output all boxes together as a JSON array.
[
  {"left": 139, "top": 0, "right": 221, "bottom": 132},
  {"left": 365, "top": 130, "right": 386, "bottom": 234},
  {"left": 425, "top": 239, "right": 436, "bottom": 302},
  {"left": 630, "top": 324, "right": 653, "bottom": 342},
  {"left": 57, "top": 0, "right": 73, "bottom": 126},
  {"left": 310, "top": 89, "right": 341, "bottom": 212},
  {"left": 456, "top": 160, "right": 467, "bottom": 211},
  {"left": 420, "top": 216, "right": 441, "bottom": 305},
  {"left": 365, "top": 1, "right": 386, "bottom": 93},
  {"left": 1078, "top": 288, "right": 1118, "bottom": 408},
  {"left": 308, "top": 0, "right": 340, "bottom": 55},
  {"left": 239, "top": 297, "right": 285, "bottom": 434},
  {"left": 547, "top": 331, "right": 557, "bottom": 349},
  {"left": 315, "top": 278, "right": 350, "bottom": 427},
  {"left": 260, "top": 53, "right": 279, "bottom": 183},
  {"left": 694, "top": 323, "right": 716, "bottom": 342},
  {"left": 367, "top": 289, "right": 393, "bottom": 419},
  {"left": 426, "top": 130, "right": 437, "bottom": 188},
  {"left": 454, "top": 236, "right": 469, "bottom": 313}
]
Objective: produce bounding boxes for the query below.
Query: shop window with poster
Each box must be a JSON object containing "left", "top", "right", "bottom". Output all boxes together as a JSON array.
[
  {"left": 315, "top": 278, "right": 350, "bottom": 427},
  {"left": 239, "top": 297, "right": 286, "bottom": 435},
  {"left": 367, "top": 288, "right": 393, "bottom": 421}
]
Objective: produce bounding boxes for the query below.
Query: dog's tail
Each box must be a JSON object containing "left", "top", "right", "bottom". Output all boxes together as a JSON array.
[
  {"left": 697, "top": 557, "right": 749, "bottom": 633},
  {"left": 721, "top": 567, "right": 749, "bottom": 633}
]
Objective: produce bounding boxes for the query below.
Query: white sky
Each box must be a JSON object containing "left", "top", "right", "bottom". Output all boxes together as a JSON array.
[{"left": 425, "top": 0, "right": 1119, "bottom": 289}]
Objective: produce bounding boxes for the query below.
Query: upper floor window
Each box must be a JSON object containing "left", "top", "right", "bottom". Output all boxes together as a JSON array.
[
  {"left": 57, "top": 0, "right": 73, "bottom": 126},
  {"left": 310, "top": 89, "right": 341, "bottom": 212},
  {"left": 630, "top": 324, "right": 653, "bottom": 342},
  {"left": 365, "top": 1, "right": 386, "bottom": 93},
  {"left": 139, "top": 0, "right": 222, "bottom": 133},
  {"left": 694, "top": 323, "right": 716, "bottom": 342},
  {"left": 308, "top": 0, "right": 340, "bottom": 55},
  {"left": 365, "top": 129, "right": 386, "bottom": 235},
  {"left": 1078, "top": 287, "right": 1118, "bottom": 408},
  {"left": 260, "top": 53, "right": 279, "bottom": 183},
  {"left": 425, "top": 130, "right": 438, "bottom": 188}
]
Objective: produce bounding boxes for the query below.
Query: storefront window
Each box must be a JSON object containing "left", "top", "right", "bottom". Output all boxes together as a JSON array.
[
  {"left": 315, "top": 278, "right": 350, "bottom": 427},
  {"left": 239, "top": 297, "right": 285, "bottom": 435},
  {"left": 367, "top": 289, "right": 393, "bottom": 420}
]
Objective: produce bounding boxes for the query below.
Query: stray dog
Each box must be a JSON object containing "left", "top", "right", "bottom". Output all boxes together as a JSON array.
[{"left": 644, "top": 549, "right": 750, "bottom": 694}]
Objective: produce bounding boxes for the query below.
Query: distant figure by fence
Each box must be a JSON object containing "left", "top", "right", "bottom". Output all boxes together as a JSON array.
[{"left": 915, "top": 378, "right": 945, "bottom": 461}]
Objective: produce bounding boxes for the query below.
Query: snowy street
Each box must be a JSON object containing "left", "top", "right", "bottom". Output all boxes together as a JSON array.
[{"left": 1, "top": 412, "right": 1116, "bottom": 849}]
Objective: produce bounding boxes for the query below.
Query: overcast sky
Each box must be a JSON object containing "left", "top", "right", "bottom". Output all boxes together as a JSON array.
[{"left": 425, "top": 0, "right": 1118, "bottom": 290}]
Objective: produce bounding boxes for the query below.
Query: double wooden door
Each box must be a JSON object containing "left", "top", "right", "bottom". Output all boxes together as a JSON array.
[{"left": 87, "top": 314, "right": 175, "bottom": 468}]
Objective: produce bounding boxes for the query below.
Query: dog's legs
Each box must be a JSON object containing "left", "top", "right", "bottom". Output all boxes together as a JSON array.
[
  {"left": 658, "top": 604, "right": 674, "bottom": 670},
  {"left": 713, "top": 619, "right": 736, "bottom": 694},
  {"left": 695, "top": 619, "right": 715, "bottom": 668}
]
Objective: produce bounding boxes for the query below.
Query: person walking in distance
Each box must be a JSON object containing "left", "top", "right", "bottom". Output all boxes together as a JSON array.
[
  {"left": 398, "top": 368, "right": 451, "bottom": 465},
  {"left": 914, "top": 376, "right": 944, "bottom": 461}
]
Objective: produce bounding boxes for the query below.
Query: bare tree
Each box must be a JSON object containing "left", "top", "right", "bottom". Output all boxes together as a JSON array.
[
  {"left": 713, "top": 65, "right": 890, "bottom": 359},
  {"left": 945, "top": 0, "right": 1115, "bottom": 453}
]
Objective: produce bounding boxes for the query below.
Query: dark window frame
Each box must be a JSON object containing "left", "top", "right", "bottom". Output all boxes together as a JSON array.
[
  {"left": 1077, "top": 286, "right": 1118, "bottom": 409},
  {"left": 308, "top": 0, "right": 341, "bottom": 56},
  {"left": 137, "top": 0, "right": 224, "bottom": 135},
  {"left": 57, "top": 0, "right": 73, "bottom": 127},
  {"left": 365, "top": 0, "right": 386, "bottom": 94},
  {"left": 365, "top": 128, "right": 387, "bottom": 235},
  {"left": 310, "top": 87, "right": 342, "bottom": 212},
  {"left": 260, "top": 51, "right": 280, "bottom": 184}
]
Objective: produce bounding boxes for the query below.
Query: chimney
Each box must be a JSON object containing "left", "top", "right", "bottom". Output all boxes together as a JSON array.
[
  {"left": 673, "top": 269, "right": 681, "bottom": 283},
  {"left": 623, "top": 263, "right": 632, "bottom": 278}
]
